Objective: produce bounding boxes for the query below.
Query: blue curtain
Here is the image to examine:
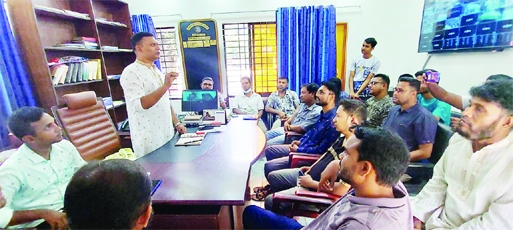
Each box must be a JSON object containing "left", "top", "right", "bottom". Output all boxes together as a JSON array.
[
  {"left": 0, "top": 2, "right": 37, "bottom": 149},
  {"left": 277, "top": 5, "right": 336, "bottom": 92},
  {"left": 131, "top": 14, "right": 162, "bottom": 70}
]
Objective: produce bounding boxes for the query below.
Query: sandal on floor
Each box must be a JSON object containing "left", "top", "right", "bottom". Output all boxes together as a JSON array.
[
  {"left": 253, "top": 184, "right": 270, "bottom": 193},
  {"left": 251, "top": 190, "right": 269, "bottom": 201}
]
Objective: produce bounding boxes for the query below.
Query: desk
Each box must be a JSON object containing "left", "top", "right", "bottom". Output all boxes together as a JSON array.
[{"left": 136, "top": 117, "right": 266, "bottom": 229}]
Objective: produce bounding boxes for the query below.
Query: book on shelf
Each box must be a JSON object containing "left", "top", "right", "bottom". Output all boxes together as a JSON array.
[
  {"left": 72, "top": 37, "right": 97, "bottom": 43},
  {"left": 51, "top": 59, "right": 102, "bottom": 85}
]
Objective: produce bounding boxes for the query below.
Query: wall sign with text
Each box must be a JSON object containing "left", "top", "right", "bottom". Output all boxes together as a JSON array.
[{"left": 178, "top": 19, "right": 222, "bottom": 92}]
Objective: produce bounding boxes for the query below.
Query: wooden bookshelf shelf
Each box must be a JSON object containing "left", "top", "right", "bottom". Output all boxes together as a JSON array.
[
  {"left": 45, "top": 47, "right": 100, "bottom": 52},
  {"left": 7, "top": 0, "right": 134, "bottom": 126},
  {"left": 106, "top": 101, "right": 126, "bottom": 110},
  {"left": 54, "top": 79, "right": 104, "bottom": 88},
  {"left": 34, "top": 6, "right": 91, "bottom": 21},
  {"left": 95, "top": 19, "right": 128, "bottom": 28},
  {"left": 102, "top": 49, "right": 133, "bottom": 53}
]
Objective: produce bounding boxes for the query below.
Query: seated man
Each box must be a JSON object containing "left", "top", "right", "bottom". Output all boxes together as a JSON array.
[
  {"left": 266, "top": 83, "right": 321, "bottom": 146},
  {"left": 263, "top": 99, "right": 367, "bottom": 209},
  {"left": 0, "top": 188, "right": 5, "bottom": 208},
  {"left": 243, "top": 127, "right": 412, "bottom": 229},
  {"left": 382, "top": 75, "right": 437, "bottom": 162},
  {"left": 263, "top": 81, "right": 340, "bottom": 177},
  {"left": 64, "top": 159, "right": 153, "bottom": 229},
  {"left": 232, "top": 77, "right": 267, "bottom": 131},
  {"left": 200, "top": 76, "right": 227, "bottom": 109},
  {"left": 265, "top": 77, "right": 300, "bottom": 129},
  {"left": 413, "top": 79, "right": 513, "bottom": 229},
  {"left": 0, "top": 107, "right": 86, "bottom": 229},
  {"left": 426, "top": 74, "right": 512, "bottom": 129},
  {"left": 415, "top": 69, "right": 451, "bottom": 126},
  {"left": 365, "top": 73, "right": 394, "bottom": 127}
]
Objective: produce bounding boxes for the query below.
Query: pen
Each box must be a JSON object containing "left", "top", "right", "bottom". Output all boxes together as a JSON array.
[{"left": 183, "top": 139, "right": 202, "bottom": 144}]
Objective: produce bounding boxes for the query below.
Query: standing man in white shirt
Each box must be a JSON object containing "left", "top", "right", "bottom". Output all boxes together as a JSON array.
[
  {"left": 413, "top": 79, "right": 513, "bottom": 229},
  {"left": 265, "top": 77, "right": 300, "bottom": 130},
  {"left": 348, "top": 37, "right": 381, "bottom": 100},
  {"left": 200, "top": 76, "right": 226, "bottom": 109},
  {"left": 232, "top": 76, "right": 266, "bottom": 131},
  {"left": 120, "top": 32, "right": 186, "bottom": 158},
  {"left": 0, "top": 107, "right": 86, "bottom": 229}
]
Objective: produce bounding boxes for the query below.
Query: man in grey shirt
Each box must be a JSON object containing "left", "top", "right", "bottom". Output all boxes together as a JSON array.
[{"left": 243, "top": 127, "right": 413, "bottom": 230}]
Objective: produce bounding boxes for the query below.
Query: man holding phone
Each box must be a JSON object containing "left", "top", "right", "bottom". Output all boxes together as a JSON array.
[
  {"left": 121, "top": 32, "right": 187, "bottom": 158},
  {"left": 415, "top": 69, "right": 451, "bottom": 126}
]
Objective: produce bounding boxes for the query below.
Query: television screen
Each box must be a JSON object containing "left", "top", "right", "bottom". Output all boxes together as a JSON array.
[
  {"left": 181, "top": 90, "right": 218, "bottom": 112},
  {"left": 418, "top": 0, "right": 513, "bottom": 53}
]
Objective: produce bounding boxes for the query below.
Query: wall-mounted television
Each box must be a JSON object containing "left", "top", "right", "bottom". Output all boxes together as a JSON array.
[{"left": 418, "top": 0, "right": 513, "bottom": 53}]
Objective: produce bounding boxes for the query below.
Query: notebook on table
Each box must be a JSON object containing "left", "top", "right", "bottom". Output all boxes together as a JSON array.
[{"left": 175, "top": 133, "right": 205, "bottom": 146}]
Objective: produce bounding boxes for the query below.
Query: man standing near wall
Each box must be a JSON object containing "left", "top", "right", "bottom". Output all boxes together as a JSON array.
[
  {"left": 348, "top": 37, "right": 381, "bottom": 101},
  {"left": 120, "top": 32, "right": 187, "bottom": 158}
]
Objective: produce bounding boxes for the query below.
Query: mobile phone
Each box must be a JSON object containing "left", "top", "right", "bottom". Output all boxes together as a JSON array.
[
  {"left": 425, "top": 70, "right": 440, "bottom": 83},
  {"left": 298, "top": 171, "right": 304, "bottom": 176},
  {"left": 151, "top": 180, "right": 162, "bottom": 196}
]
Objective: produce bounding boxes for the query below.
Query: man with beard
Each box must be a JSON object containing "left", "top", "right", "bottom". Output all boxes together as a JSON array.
[
  {"left": 232, "top": 76, "right": 266, "bottom": 131},
  {"left": 243, "top": 127, "right": 412, "bottom": 229},
  {"left": 64, "top": 159, "right": 153, "bottom": 230},
  {"left": 0, "top": 107, "right": 86, "bottom": 229},
  {"left": 413, "top": 79, "right": 513, "bottom": 229},
  {"left": 382, "top": 75, "right": 438, "bottom": 162},
  {"left": 365, "top": 73, "right": 394, "bottom": 127},
  {"left": 415, "top": 69, "right": 451, "bottom": 126},
  {"left": 200, "top": 77, "right": 227, "bottom": 109},
  {"left": 265, "top": 83, "right": 321, "bottom": 146},
  {"left": 348, "top": 37, "right": 381, "bottom": 100},
  {"left": 265, "top": 77, "right": 300, "bottom": 130}
]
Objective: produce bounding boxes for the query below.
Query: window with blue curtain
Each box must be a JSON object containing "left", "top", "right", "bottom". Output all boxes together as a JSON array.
[
  {"left": 0, "top": 1, "right": 37, "bottom": 150},
  {"left": 131, "top": 14, "right": 162, "bottom": 70},
  {"left": 277, "top": 5, "right": 337, "bottom": 93}
]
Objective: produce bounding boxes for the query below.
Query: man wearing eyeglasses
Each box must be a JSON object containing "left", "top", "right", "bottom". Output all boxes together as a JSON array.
[
  {"left": 200, "top": 77, "right": 227, "bottom": 109},
  {"left": 382, "top": 75, "right": 437, "bottom": 162},
  {"left": 365, "top": 73, "right": 394, "bottom": 127}
]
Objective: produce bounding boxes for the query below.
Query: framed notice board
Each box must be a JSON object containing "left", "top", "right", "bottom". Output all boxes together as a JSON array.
[{"left": 178, "top": 19, "right": 222, "bottom": 91}]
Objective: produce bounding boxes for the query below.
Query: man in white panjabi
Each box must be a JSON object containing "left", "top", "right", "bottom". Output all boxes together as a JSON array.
[
  {"left": 120, "top": 32, "right": 187, "bottom": 158},
  {"left": 412, "top": 79, "right": 513, "bottom": 229}
]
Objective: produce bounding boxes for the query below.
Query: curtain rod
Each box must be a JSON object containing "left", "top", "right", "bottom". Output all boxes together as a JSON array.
[
  {"left": 210, "top": 5, "right": 361, "bottom": 16},
  {"left": 150, "top": 14, "right": 184, "bottom": 19}
]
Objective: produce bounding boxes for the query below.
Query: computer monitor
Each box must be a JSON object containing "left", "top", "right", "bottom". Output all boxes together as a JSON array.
[{"left": 181, "top": 90, "right": 218, "bottom": 112}]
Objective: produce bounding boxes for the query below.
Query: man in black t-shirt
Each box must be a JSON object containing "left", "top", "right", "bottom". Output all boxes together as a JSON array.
[{"left": 262, "top": 99, "right": 368, "bottom": 210}]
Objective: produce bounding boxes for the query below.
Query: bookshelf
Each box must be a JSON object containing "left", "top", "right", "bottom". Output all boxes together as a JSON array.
[{"left": 6, "top": 0, "right": 135, "bottom": 130}]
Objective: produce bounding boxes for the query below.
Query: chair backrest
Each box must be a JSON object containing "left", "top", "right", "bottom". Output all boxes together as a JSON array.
[
  {"left": 429, "top": 123, "right": 454, "bottom": 164},
  {"left": 51, "top": 91, "right": 121, "bottom": 161}
]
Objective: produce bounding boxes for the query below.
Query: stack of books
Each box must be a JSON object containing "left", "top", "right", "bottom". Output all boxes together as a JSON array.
[{"left": 50, "top": 59, "right": 102, "bottom": 85}]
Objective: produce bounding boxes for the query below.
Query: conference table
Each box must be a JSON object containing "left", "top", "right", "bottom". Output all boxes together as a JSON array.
[{"left": 136, "top": 117, "right": 267, "bottom": 229}]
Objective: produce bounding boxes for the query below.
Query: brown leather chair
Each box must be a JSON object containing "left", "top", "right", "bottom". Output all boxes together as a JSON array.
[{"left": 51, "top": 91, "right": 121, "bottom": 161}]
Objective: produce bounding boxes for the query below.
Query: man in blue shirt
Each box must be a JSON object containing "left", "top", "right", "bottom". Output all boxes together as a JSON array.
[
  {"left": 382, "top": 75, "right": 437, "bottom": 162},
  {"left": 415, "top": 70, "right": 451, "bottom": 126},
  {"left": 265, "top": 83, "right": 321, "bottom": 146},
  {"left": 262, "top": 81, "right": 340, "bottom": 178}
]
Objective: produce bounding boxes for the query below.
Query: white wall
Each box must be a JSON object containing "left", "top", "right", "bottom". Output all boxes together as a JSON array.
[{"left": 125, "top": 0, "right": 513, "bottom": 99}]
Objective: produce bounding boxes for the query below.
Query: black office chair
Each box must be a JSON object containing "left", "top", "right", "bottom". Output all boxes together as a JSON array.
[{"left": 405, "top": 123, "right": 454, "bottom": 194}]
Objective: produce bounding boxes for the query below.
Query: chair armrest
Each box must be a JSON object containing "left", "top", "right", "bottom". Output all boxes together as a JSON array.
[
  {"left": 273, "top": 192, "right": 334, "bottom": 207},
  {"left": 117, "top": 131, "right": 132, "bottom": 149},
  {"left": 285, "top": 131, "right": 303, "bottom": 137},
  {"left": 284, "top": 131, "right": 304, "bottom": 144},
  {"left": 289, "top": 152, "right": 322, "bottom": 168},
  {"left": 406, "top": 163, "right": 436, "bottom": 180},
  {"left": 294, "top": 190, "right": 341, "bottom": 202}
]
